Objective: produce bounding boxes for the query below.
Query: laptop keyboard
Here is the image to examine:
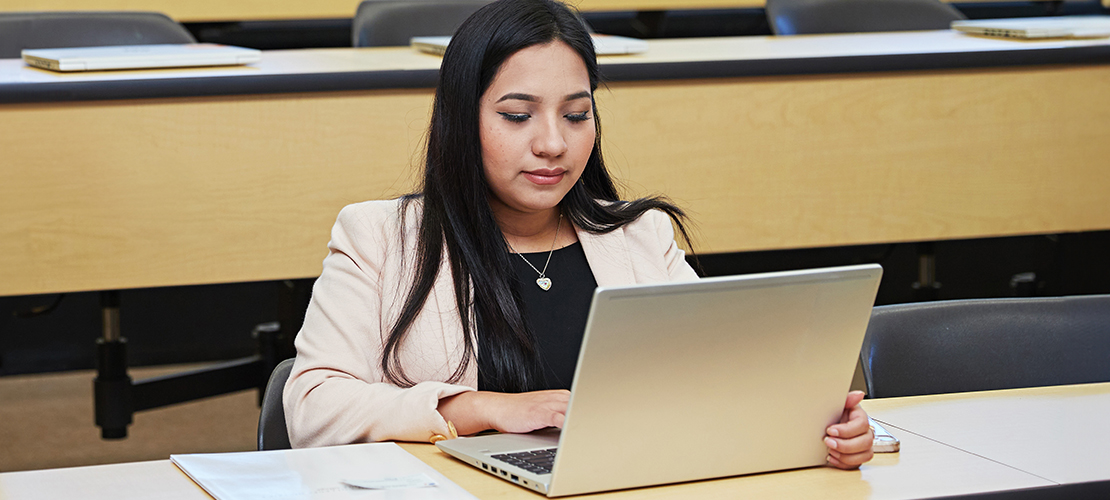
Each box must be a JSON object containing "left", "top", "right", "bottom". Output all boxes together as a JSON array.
[{"left": 491, "top": 448, "right": 558, "bottom": 474}]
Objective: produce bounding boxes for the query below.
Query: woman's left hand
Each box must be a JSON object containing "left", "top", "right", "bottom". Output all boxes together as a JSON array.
[{"left": 824, "top": 391, "right": 874, "bottom": 470}]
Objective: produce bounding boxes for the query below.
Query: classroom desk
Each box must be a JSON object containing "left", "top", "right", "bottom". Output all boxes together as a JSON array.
[
  {"left": 0, "top": 0, "right": 1071, "bottom": 23},
  {"left": 864, "top": 382, "right": 1110, "bottom": 487},
  {"left": 3, "top": 31, "right": 1110, "bottom": 297},
  {"left": 1, "top": 383, "right": 1105, "bottom": 499}
]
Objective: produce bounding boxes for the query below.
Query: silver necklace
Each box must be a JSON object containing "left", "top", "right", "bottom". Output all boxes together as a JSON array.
[{"left": 507, "top": 213, "right": 562, "bottom": 291}]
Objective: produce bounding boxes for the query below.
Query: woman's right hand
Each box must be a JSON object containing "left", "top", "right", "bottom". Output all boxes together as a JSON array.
[{"left": 437, "top": 390, "right": 570, "bottom": 436}]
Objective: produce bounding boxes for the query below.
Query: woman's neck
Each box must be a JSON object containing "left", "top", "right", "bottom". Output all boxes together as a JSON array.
[{"left": 494, "top": 207, "right": 574, "bottom": 253}]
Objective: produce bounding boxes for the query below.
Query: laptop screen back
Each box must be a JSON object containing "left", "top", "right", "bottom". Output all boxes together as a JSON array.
[{"left": 548, "top": 265, "right": 882, "bottom": 496}]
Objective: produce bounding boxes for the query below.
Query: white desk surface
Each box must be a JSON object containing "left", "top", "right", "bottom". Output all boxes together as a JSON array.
[
  {"left": 0, "top": 0, "right": 1078, "bottom": 23},
  {"left": 3, "top": 31, "right": 1109, "bottom": 87}
]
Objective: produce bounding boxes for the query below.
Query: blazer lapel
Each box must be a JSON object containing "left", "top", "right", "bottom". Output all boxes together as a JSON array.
[{"left": 576, "top": 224, "right": 635, "bottom": 287}]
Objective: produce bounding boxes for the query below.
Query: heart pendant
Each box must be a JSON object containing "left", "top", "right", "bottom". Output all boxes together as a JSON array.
[{"left": 536, "top": 277, "right": 552, "bottom": 291}]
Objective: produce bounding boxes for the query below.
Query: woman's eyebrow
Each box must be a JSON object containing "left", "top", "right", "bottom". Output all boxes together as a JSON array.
[
  {"left": 496, "top": 92, "right": 537, "bottom": 103},
  {"left": 564, "top": 91, "right": 591, "bottom": 101},
  {"left": 495, "top": 91, "right": 591, "bottom": 103}
]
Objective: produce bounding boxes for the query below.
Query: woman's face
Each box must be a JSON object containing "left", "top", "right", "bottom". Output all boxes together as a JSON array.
[{"left": 479, "top": 41, "right": 596, "bottom": 218}]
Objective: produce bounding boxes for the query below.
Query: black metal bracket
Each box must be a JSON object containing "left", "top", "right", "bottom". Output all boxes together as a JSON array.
[
  {"left": 92, "top": 280, "right": 307, "bottom": 439},
  {"left": 630, "top": 10, "right": 667, "bottom": 38},
  {"left": 911, "top": 242, "right": 942, "bottom": 302}
]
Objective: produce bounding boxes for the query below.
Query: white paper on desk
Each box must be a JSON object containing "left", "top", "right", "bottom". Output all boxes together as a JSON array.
[{"left": 171, "top": 442, "right": 476, "bottom": 500}]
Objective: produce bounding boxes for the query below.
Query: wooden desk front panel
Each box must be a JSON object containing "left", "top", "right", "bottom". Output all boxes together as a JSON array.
[
  {"left": 3, "top": 63, "right": 1109, "bottom": 296},
  {"left": 601, "top": 64, "right": 1110, "bottom": 254},
  {"left": 1, "top": 89, "right": 434, "bottom": 296}
]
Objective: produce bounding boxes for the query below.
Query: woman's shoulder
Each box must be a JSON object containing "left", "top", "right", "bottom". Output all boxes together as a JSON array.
[
  {"left": 335, "top": 197, "right": 421, "bottom": 232},
  {"left": 583, "top": 199, "right": 675, "bottom": 236},
  {"left": 625, "top": 208, "right": 676, "bottom": 243},
  {"left": 633, "top": 206, "right": 672, "bottom": 225},
  {"left": 328, "top": 197, "right": 423, "bottom": 255},
  {"left": 604, "top": 202, "right": 671, "bottom": 231}
]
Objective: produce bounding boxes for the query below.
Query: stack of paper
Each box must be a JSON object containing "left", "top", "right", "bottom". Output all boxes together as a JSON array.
[{"left": 171, "top": 442, "right": 477, "bottom": 499}]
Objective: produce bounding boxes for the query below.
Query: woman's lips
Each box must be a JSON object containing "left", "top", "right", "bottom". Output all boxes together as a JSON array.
[{"left": 523, "top": 169, "right": 565, "bottom": 185}]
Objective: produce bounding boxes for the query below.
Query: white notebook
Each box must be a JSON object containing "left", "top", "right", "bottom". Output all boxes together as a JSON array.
[
  {"left": 22, "top": 43, "right": 261, "bottom": 72},
  {"left": 412, "top": 33, "right": 649, "bottom": 56},
  {"left": 952, "top": 16, "right": 1110, "bottom": 39},
  {"left": 171, "top": 442, "right": 477, "bottom": 500}
]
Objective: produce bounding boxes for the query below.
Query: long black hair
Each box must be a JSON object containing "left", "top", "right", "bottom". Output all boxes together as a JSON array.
[{"left": 384, "top": 0, "right": 695, "bottom": 392}]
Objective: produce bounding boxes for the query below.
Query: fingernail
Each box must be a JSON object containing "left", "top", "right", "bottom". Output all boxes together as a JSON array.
[
  {"left": 825, "top": 437, "right": 838, "bottom": 450},
  {"left": 827, "top": 427, "right": 840, "bottom": 437}
]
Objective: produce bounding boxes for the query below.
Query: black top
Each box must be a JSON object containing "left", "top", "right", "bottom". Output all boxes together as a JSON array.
[{"left": 477, "top": 242, "right": 598, "bottom": 392}]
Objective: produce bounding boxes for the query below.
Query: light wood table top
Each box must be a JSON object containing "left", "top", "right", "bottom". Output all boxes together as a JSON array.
[
  {"left": 6, "top": 384, "right": 1107, "bottom": 499},
  {"left": 3, "top": 33, "right": 1110, "bottom": 296},
  {"left": 0, "top": 417, "right": 1054, "bottom": 499},
  {"left": 396, "top": 429, "right": 1053, "bottom": 499},
  {"left": 0, "top": 460, "right": 210, "bottom": 500},
  {"left": 863, "top": 382, "right": 1110, "bottom": 486}
]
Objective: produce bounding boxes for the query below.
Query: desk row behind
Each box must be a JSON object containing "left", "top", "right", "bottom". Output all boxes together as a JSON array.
[
  {"left": 1, "top": 383, "right": 1107, "bottom": 499},
  {"left": 1, "top": 0, "right": 1089, "bottom": 23},
  {"left": 2, "top": 33, "right": 1110, "bottom": 296}
]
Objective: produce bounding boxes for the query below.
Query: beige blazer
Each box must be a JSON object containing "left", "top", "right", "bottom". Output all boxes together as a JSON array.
[{"left": 284, "top": 199, "right": 698, "bottom": 448}]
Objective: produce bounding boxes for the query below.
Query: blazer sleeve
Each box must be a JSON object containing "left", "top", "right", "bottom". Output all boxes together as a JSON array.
[
  {"left": 635, "top": 209, "right": 700, "bottom": 283},
  {"left": 283, "top": 202, "right": 473, "bottom": 448},
  {"left": 654, "top": 210, "right": 700, "bottom": 282}
]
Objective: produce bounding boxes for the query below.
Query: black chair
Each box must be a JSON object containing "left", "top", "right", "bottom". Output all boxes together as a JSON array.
[
  {"left": 352, "top": 0, "right": 491, "bottom": 47},
  {"left": 861, "top": 295, "right": 1110, "bottom": 399},
  {"left": 0, "top": 12, "right": 196, "bottom": 59},
  {"left": 765, "top": 0, "right": 966, "bottom": 36},
  {"left": 257, "top": 357, "right": 296, "bottom": 451}
]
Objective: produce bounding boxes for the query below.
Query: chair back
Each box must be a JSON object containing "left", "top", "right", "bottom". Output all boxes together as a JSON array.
[
  {"left": 766, "top": 0, "right": 965, "bottom": 35},
  {"left": 0, "top": 12, "right": 196, "bottom": 59},
  {"left": 258, "top": 357, "right": 296, "bottom": 451},
  {"left": 352, "top": 0, "right": 491, "bottom": 47},
  {"left": 861, "top": 295, "right": 1110, "bottom": 398}
]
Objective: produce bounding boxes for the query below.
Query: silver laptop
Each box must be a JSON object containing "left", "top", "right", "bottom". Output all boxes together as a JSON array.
[
  {"left": 952, "top": 16, "right": 1110, "bottom": 39},
  {"left": 411, "top": 33, "right": 649, "bottom": 56},
  {"left": 21, "top": 43, "right": 261, "bottom": 72},
  {"left": 437, "top": 264, "right": 883, "bottom": 497}
]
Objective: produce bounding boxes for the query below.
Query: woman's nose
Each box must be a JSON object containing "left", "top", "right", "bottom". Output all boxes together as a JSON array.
[{"left": 532, "top": 118, "right": 568, "bottom": 158}]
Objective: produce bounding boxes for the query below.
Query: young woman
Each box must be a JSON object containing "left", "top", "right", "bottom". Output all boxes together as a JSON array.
[{"left": 284, "top": 0, "right": 874, "bottom": 469}]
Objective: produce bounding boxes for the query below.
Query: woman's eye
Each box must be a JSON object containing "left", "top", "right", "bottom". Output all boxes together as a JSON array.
[
  {"left": 498, "top": 112, "right": 530, "bottom": 123},
  {"left": 566, "top": 112, "right": 591, "bottom": 123}
]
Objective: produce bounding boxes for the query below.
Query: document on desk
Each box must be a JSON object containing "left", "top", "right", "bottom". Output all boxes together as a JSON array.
[{"left": 171, "top": 442, "right": 477, "bottom": 499}]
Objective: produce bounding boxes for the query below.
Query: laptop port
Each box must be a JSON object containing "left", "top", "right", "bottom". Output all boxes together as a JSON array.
[
  {"left": 511, "top": 474, "right": 519, "bottom": 481},
  {"left": 481, "top": 463, "right": 488, "bottom": 470}
]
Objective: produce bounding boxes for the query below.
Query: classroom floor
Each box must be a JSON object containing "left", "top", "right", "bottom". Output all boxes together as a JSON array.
[{"left": 0, "top": 363, "right": 258, "bottom": 472}]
